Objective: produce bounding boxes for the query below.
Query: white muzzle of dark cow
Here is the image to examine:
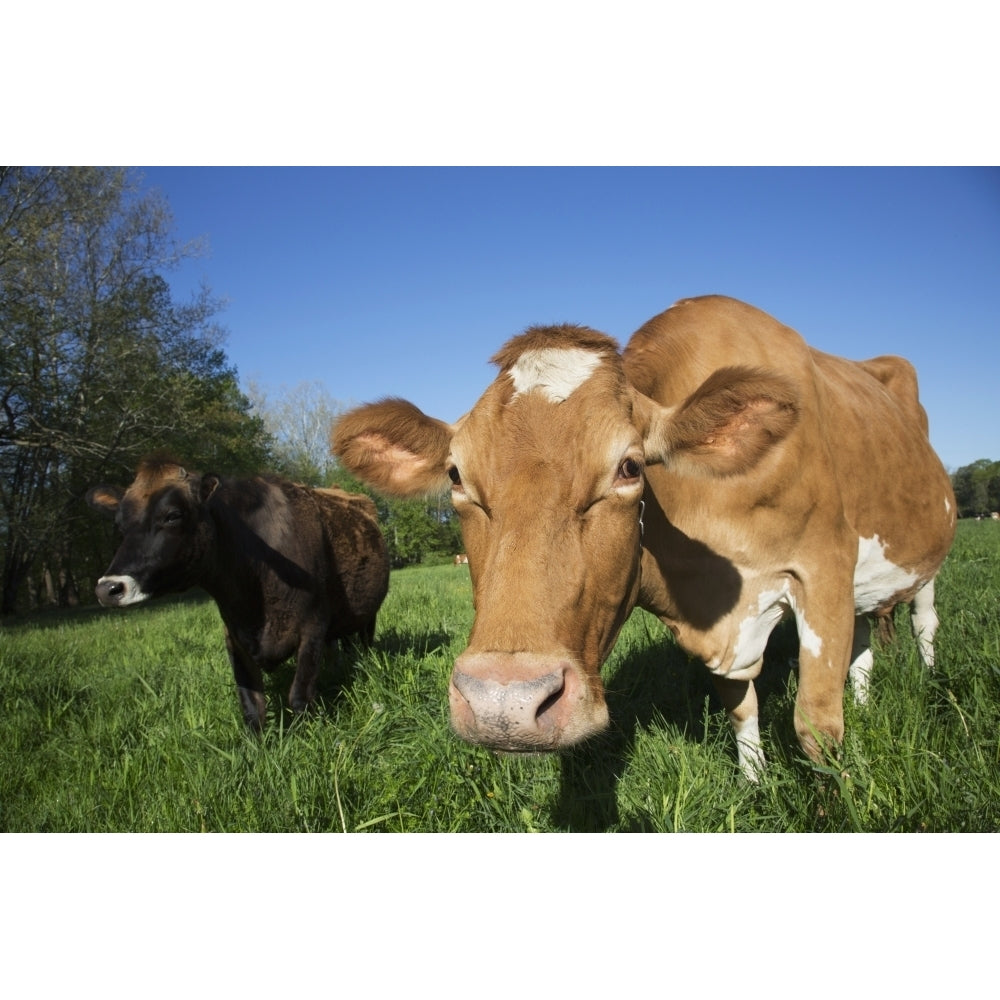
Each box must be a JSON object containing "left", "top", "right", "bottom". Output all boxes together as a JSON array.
[
  {"left": 449, "top": 651, "right": 609, "bottom": 751},
  {"left": 94, "top": 574, "right": 149, "bottom": 607}
]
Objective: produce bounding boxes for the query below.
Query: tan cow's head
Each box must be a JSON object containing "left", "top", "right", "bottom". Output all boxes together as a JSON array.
[{"left": 333, "top": 323, "right": 796, "bottom": 752}]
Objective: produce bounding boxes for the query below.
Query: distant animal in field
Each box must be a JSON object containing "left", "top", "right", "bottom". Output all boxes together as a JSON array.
[
  {"left": 87, "top": 456, "right": 390, "bottom": 729},
  {"left": 454, "top": 554, "right": 469, "bottom": 566},
  {"left": 333, "top": 295, "right": 956, "bottom": 778}
]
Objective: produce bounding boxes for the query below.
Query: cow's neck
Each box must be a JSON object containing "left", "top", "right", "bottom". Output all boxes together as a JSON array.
[{"left": 635, "top": 488, "right": 743, "bottom": 634}]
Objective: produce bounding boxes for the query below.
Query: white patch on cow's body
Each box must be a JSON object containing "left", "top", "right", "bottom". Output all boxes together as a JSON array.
[
  {"left": 711, "top": 584, "right": 792, "bottom": 678},
  {"left": 737, "top": 585, "right": 791, "bottom": 670},
  {"left": 97, "top": 575, "right": 149, "bottom": 606},
  {"left": 794, "top": 606, "right": 823, "bottom": 658},
  {"left": 509, "top": 348, "right": 602, "bottom": 403},
  {"left": 853, "top": 535, "right": 920, "bottom": 614},
  {"left": 709, "top": 580, "right": 824, "bottom": 680}
]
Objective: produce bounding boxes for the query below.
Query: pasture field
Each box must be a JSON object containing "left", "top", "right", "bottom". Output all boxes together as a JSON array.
[{"left": 2, "top": 520, "right": 998, "bottom": 833}]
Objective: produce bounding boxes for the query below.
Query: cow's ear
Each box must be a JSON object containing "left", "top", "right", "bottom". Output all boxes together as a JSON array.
[
  {"left": 637, "top": 367, "right": 799, "bottom": 477},
  {"left": 86, "top": 485, "right": 123, "bottom": 516},
  {"left": 201, "top": 475, "right": 221, "bottom": 502},
  {"left": 332, "top": 398, "right": 454, "bottom": 497}
]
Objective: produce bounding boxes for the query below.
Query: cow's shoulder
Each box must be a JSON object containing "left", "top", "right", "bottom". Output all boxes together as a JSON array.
[{"left": 623, "top": 295, "right": 815, "bottom": 403}]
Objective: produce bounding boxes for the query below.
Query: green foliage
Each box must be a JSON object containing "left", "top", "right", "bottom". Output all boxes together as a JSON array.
[
  {"left": 952, "top": 458, "right": 1000, "bottom": 518},
  {"left": 328, "top": 467, "right": 462, "bottom": 566},
  {"left": 2, "top": 520, "right": 998, "bottom": 833}
]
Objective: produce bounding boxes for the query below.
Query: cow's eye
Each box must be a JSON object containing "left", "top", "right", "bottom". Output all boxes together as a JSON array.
[
  {"left": 617, "top": 458, "right": 642, "bottom": 482},
  {"left": 448, "top": 466, "right": 462, "bottom": 488},
  {"left": 163, "top": 509, "right": 183, "bottom": 526}
]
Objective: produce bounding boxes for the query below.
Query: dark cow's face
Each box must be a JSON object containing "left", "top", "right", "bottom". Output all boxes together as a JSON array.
[
  {"left": 333, "top": 326, "right": 798, "bottom": 753},
  {"left": 87, "top": 461, "right": 217, "bottom": 608}
]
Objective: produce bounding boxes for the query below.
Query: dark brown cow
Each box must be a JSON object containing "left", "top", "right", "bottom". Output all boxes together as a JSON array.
[
  {"left": 87, "top": 456, "right": 390, "bottom": 729},
  {"left": 332, "top": 296, "right": 956, "bottom": 778}
]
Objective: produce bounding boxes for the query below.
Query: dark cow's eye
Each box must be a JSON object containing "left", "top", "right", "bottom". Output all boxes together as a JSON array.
[
  {"left": 163, "top": 509, "right": 183, "bottom": 526},
  {"left": 448, "top": 466, "right": 462, "bottom": 488},
  {"left": 618, "top": 458, "right": 642, "bottom": 482}
]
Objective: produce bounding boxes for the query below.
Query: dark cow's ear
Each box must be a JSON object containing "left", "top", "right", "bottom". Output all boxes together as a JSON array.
[
  {"left": 201, "top": 475, "right": 221, "bottom": 502},
  {"left": 86, "top": 485, "right": 123, "bottom": 516},
  {"left": 642, "top": 367, "right": 799, "bottom": 477}
]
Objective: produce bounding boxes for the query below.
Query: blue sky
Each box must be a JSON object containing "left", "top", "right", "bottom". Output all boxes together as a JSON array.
[{"left": 141, "top": 167, "right": 999, "bottom": 471}]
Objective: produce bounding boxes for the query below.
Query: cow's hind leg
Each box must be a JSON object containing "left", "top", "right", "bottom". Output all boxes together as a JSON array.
[
  {"left": 848, "top": 614, "right": 874, "bottom": 705},
  {"left": 358, "top": 615, "right": 377, "bottom": 646},
  {"left": 910, "top": 577, "right": 939, "bottom": 668},
  {"left": 712, "top": 672, "right": 766, "bottom": 782}
]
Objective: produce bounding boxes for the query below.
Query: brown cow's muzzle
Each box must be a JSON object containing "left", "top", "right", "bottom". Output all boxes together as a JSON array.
[{"left": 449, "top": 651, "right": 609, "bottom": 751}]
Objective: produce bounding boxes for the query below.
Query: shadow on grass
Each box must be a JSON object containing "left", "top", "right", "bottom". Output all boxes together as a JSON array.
[
  {"left": 552, "top": 616, "right": 800, "bottom": 831},
  {"left": 1, "top": 589, "right": 211, "bottom": 632}
]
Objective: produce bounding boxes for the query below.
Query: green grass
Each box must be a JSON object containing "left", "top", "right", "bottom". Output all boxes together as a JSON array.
[{"left": 2, "top": 520, "right": 998, "bottom": 832}]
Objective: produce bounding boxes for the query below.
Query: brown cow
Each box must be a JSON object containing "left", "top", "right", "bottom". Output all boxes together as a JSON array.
[
  {"left": 87, "top": 456, "right": 390, "bottom": 729},
  {"left": 332, "top": 296, "right": 956, "bottom": 778}
]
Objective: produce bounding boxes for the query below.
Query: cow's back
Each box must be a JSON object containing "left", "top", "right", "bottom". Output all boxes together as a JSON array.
[
  {"left": 210, "top": 477, "right": 389, "bottom": 649},
  {"left": 624, "top": 295, "right": 955, "bottom": 614},
  {"left": 808, "top": 348, "right": 955, "bottom": 587},
  {"left": 311, "top": 486, "right": 390, "bottom": 639}
]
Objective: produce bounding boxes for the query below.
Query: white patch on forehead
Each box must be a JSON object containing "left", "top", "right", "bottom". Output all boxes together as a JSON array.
[
  {"left": 509, "top": 347, "right": 603, "bottom": 403},
  {"left": 854, "top": 535, "right": 920, "bottom": 614}
]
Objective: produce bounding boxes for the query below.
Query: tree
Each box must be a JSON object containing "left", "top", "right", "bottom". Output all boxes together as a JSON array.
[
  {"left": 952, "top": 459, "right": 1000, "bottom": 518},
  {"left": 245, "top": 379, "right": 342, "bottom": 485},
  {"left": 329, "top": 466, "right": 461, "bottom": 567},
  {"left": 0, "top": 167, "right": 273, "bottom": 614}
]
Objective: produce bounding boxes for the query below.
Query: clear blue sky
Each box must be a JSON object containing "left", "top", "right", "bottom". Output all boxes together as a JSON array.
[{"left": 141, "top": 167, "right": 998, "bottom": 471}]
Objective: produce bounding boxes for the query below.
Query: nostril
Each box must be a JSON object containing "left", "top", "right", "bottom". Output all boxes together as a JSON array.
[
  {"left": 96, "top": 577, "right": 128, "bottom": 605},
  {"left": 535, "top": 681, "right": 566, "bottom": 723},
  {"left": 450, "top": 654, "right": 607, "bottom": 750}
]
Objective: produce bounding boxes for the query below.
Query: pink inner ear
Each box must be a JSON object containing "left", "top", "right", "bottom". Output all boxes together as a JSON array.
[{"left": 346, "top": 433, "right": 446, "bottom": 496}]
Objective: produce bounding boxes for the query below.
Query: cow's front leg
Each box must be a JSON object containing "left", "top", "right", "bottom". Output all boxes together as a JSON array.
[
  {"left": 288, "top": 633, "right": 324, "bottom": 714},
  {"left": 792, "top": 591, "right": 854, "bottom": 765},
  {"left": 224, "top": 629, "right": 267, "bottom": 729},
  {"left": 712, "top": 671, "right": 765, "bottom": 781}
]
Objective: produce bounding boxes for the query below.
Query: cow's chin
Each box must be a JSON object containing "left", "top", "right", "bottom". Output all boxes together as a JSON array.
[{"left": 448, "top": 652, "right": 610, "bottom": 753}]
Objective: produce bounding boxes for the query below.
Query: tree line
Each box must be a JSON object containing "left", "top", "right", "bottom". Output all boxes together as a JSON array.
[
  {"left": 0, "top": 167, "right": 458, "bottom": 616},
  {"left": 951, "top": 459, "right": 1000, "bottom": 519}
]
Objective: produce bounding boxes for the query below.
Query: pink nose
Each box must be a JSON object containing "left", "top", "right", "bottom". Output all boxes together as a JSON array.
[{"left": 449, "top": 652, "right": 608, "bottom": 751}]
